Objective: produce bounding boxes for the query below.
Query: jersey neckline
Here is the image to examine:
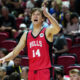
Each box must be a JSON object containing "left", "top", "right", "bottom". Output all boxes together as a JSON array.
[{"left": 31, "top": 27, "right": 44, "bottom": 38}]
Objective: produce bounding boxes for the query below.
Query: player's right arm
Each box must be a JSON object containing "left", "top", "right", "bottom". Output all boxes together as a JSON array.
[{"left": 0, "top": 32, "right": 27, "bottom": 63}]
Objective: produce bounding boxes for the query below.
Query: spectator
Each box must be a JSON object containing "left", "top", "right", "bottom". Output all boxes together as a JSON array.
[
  {"left": 0, "top": 48, "right": 14, "bottom": 67},
  {"left": 63, "top": 11, "right": 71, "bottom": 33},
  {"left": 21, "top": 67, "right": 29, "bottom": 80},
  {"left": 54, "top": 67, "right": 70, "bottom": 80},
  {"left": 69, "top": 69, "right": 80, "bottom": 80},
  {"left": 61, "top": 1, "right": 70, "bottom": 14},
  {"left": 16, "top": 23, "right": 27, "bottom": 42},
  {"left": 19, "top": 23, "right": 27, "bottom": 32},
  {"left": 49, "top": 0, "right": 61, "bottom": 14},
  {"left": 69, "top": 0, "right": 75, "bottom": 12},
  {"left": 53, "top": 28, "right": 68, "bottom": 64},
  {"left": 64, "top": 12, "right": 79, "bottom": 40},
  {"left": 3, "top": 75, "right": 9, "bottom": 80},
  {"left": 26, "top": 0, "right": 35, "bottom": 9},
  {"left": 6, "top": 55, "right": 22, "bottom": 75},
  {"left": 59, "top": 1, "right": 70, "bottom": 24},
  {"left": 0, "top": 67, "right": 7, "bottom": 80},
  {"left": 9, "top": 72, "right": 21, "bottom": 80},
  {"left": 6, "top": 0, "right": 23, "bottom": 15},
  {"left": 22, "top": 8, "right": 31, "bottom": 28},
  {"left": 34, "top": 0, "right": 43, "bottom": 8},
  {"left": 0, "top": 0, "right": 8, "bottom": 9},
  {"left": 49, "top": 0, "right": 61, "bottom": 21},
  {"left": 0, "top": 6, "right": 17, "bottom": 38}
]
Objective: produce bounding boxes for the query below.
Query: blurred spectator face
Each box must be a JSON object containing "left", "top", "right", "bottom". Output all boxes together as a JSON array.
[
  {"left": 24, "top": 8, "right": 31, "bottom": 16},
  {"left": 0, "top": 69, "right": 4, "bottom": 77},
  {"left": 1, "top": 7, "right": 9, "bottom": 17},
  {"left": 69, "top": 73, "right": 79, "bottom": 80},
  {"left": 0, "top": 51, "right": 5, "bottom": 58},
  {"left": 3, "top": 75, "right": 9, "bottom": 80},
  {"left": 9, "top": 72, "right": 21, "bottom": 80},
  {"left": 56, "top": 74, "right": 63, "bottom": 79},
  {"left": 21, "top": 67, "right": 28, "bottom": 79},
  {"left": 62, "top": 6, "right": 69, "bottom": 13},
  {"left": 31, "top": 10, "right": 43, "bottom": 25},
  {"left": 0, "top": 67, "right": 6, "bottom": 79},
  {"left": 71, "top": 17, "right": 79, "bottom": 24},
  {"left": 14, "top": 58, "right": 21, "bottom": 66},
  {"left": 65, "top": 13, "right": 70, "bottom": 22},
  {"left": 51, "top": 0, "right": 57, "bottom": 8},
  {"left": 62, "top": 1, "right": 70, "bottom": 13},
  {"left": 0, "top": 48, "right": 8, "bottom": 58},
  {"left": 55, "top": 4, "right": 60, "bottom": 12}
]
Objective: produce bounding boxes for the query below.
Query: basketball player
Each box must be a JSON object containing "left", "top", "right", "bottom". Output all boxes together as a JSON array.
[{"left": 0, "top": 6, "right": 60, "bottom": 80}]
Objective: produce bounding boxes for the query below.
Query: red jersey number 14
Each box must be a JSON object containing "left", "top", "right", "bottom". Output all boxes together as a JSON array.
[{"left": 32, "top": 49, "right": 41, "bottom": 58}]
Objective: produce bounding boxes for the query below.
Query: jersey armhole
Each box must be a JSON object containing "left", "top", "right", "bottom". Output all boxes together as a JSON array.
[
  {"left": 44, "top": 29, "right": 53, "bottom": 45},
  {"left": 25, "top": 31, "right": 29, "bottom": 55},
  {"left": 26, "top": 31, "right": 29, "bottom": 45}
]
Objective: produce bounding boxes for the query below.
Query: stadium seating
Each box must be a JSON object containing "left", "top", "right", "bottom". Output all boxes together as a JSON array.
[
  {"left": 66, "top": 65, "right": 80, "bottom": 75},
  {"left": 69, "top": 46, "right": 80, "bottom": 63},
  {"left": 19, "top": 50, "right": 25, "bottom": 55},
  {"left": 65, "top": 37, "right": 72, "bottom": 49},
  {"left": 74, "top": 37, "right": 80, "bottom": 44},
  {"left": 16, "top": 17, "right": 24, "bottom": 29},
  {"left": 13, "top": 32, "right": 20, "bottom": 39},
  {"left": 57, "top": 55, "right": 76, "bottom": 74},
  {"left": 0, "top": 40, "right": 17, "bottom": 51},
  {"left": 0, "top": 32, "right": 9, "bottom": 44},
  {"left": 21, "top": 56, "right": 29, "bottom": 66}
]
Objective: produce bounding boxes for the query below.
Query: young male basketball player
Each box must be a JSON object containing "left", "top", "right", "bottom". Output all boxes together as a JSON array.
[{"left": 0, "top": 6, "right": 61, "bottom": 80}]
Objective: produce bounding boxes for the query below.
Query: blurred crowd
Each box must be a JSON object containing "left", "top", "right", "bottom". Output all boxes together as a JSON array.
[{"left": 0, "top": 0, "right": 80, "bottom": 80}]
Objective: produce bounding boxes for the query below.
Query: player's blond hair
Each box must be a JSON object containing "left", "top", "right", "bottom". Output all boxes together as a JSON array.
[{"left": 31, "top": 8, "right": 44, "bottom": 18}]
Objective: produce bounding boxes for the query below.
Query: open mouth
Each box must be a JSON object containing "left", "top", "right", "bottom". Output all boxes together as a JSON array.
[{"left": 34, "top": 19, "right": 38, "bottom": 22}]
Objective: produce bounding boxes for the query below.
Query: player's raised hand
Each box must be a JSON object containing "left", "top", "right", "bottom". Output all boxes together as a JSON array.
[{"left": 42, "top": 6, "right": 49, "bottom": 18}]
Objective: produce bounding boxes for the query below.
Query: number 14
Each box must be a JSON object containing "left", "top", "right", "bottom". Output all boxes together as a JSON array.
[{"left": 32, "top": 49, "right": 41, "bottom": 58}]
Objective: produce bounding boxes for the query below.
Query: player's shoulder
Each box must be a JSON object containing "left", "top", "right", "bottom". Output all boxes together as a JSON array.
[
  {"left": 21, "top": 31, "right": 28, "bottom": 39},
  {"left": 45, "top": 26, "right": 51, "bottom": 34},
  {"left": 22, "top": 31, "right": 28, "bottom": 35}
]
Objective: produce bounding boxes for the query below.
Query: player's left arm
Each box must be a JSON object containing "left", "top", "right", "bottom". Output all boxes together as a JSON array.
[{"left": 43, "top": 6, "right": 61, "bottom": 42}]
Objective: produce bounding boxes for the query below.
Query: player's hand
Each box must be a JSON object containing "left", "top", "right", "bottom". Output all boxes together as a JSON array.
[
  {"left": 0, "top": 58, "right": 5, "bottom": 63},
  {"left": 42, "top": 6, "right": 49, "bottom": 18}
]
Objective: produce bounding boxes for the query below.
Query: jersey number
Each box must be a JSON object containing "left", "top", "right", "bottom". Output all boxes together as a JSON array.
[{"left": 32, "top": 49, "right": 41, "bottom": 58}]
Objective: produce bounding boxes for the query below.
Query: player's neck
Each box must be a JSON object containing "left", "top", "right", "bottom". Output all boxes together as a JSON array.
[
  {"left": 33, "top": 24, "right": 42, "bottom": 30},
  {"left": 32, "top": 24, "right": 42, "bottom": 36}
]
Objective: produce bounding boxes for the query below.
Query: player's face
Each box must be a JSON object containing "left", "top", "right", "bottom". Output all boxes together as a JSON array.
[
  {"left": 31, "top": 10, "right": 43, "bottom": 25},
  {"left": 70, "top": 73, "right": 79, "bottom": 80}
]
